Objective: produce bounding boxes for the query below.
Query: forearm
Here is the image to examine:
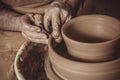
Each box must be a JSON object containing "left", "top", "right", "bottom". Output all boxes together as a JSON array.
[
  {"left": 51, "top": 0, "right": 80, "bottom": 16},
  {"left": 0, "top": 7, "right": 22, "bottom": 31},
  {"left": 53, "top": 0, "right": 80, "bottom": 8}
]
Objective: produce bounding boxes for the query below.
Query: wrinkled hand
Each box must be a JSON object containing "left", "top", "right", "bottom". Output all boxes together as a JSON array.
[
  {"left": 44, "top": 1, "right": 72, "bottom": 43},
  {"left": 20, "top": 14, "right": 48, "bottom": 44}
]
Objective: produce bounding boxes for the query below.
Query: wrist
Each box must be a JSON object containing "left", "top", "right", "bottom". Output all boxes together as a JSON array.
[
  {"left": 15, "top": 16, "right": 23, "bottom": 31},
  {"left": 50, "top": 1, "right": 72, "bottom": 15},
  {"left": 0, "top": 13, "right": 21, "bottom": 31}
]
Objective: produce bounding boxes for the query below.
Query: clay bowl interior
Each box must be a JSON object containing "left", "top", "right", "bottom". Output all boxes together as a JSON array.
[
  {"left": 62, "top": 14, "right": 120, "bottom": 61},
  {"left": 48, "top": 37, "right": 120, "bottom": 80},
  {"left": 14, "top": 42, "right": 49, "bottom": 80}
]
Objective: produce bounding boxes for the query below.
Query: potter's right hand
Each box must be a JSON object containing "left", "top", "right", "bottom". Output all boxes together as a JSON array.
[
  {"left": 44, "top": 1, "right": 72, "bottom": 43},
  {"left": 20, "top": 14, "right": 48, "bottom": 44}
]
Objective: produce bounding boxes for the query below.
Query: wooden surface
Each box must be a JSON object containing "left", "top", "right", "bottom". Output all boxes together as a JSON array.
[{"left": 0, "top": 30, "right": 26, "bottom": 80}]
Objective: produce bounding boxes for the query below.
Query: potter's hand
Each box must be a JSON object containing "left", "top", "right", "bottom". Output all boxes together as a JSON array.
[
  {"left": 20, "top": 14, "right": 48, "bottom": 44},
  {"left": 44, "top": 1, "right": 72, "bottom": 43}
]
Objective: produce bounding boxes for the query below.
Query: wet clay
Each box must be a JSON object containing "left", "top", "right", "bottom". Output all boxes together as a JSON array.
[
  {"left": 54, "top": 40, "right": 120, "bottom": 63},
  {"left": 65, "top": 27, "right": 111, "bottom": 43},
  {"left": 62, "top": 15, "right": 120, "bottom": 62},
  {"left": 48, "top": 37, "right": 120, "bottom": 80},
  {"left": 18, "top": 42, "right": 49, "bottom": 80}
]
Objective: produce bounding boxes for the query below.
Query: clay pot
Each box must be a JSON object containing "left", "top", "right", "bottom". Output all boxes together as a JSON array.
[
  {"left": 48, "top": 37, "right": 120, "bottom": 80},
  {"left": 14, "top": 42, "right": 49, "bottom": 80},
  {"left": 14, "top": 42, "right": 27, "bottom": 80},
  {"left": 62, "top": 14, "right": 120, "bottom": 62}
]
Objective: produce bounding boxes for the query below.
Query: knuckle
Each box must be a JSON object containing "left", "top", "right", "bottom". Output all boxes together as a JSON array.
[{"left": 53, "top": 26, "right": 59, "bottom": 31}]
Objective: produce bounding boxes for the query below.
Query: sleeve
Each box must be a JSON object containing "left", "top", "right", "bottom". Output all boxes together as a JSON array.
[{"left": 0, "top": 1, "right": 22, "bottom": 31}]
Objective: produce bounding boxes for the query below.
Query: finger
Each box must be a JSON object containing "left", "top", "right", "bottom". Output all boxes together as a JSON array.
[
  {"left": 22, "top": 22, "right": 42, "bottom": 32},
  {"left": 55, "top": 34, "right": 62, "bottom": 43},
  {"left": 27, "top": 13, "right": 35, "bottom": 22},
  {"left": 27, "top": 13, "right": 43, "bottom": 26},
  {"left": 22, "top": 32, "right": 48, "bottom": 44},
  {"left": 22, "top": 31, "right": 48, "bottom": 39},
  {"left": 44, "top": 10, "right": 51, "bottom": 32},
  {"left": 65, "top": 15, "right": 72, "bottom": 23},
  {"left": 33, "top": 14, "right": 43, "bottom": 26},
  {"left": 60, "top": 9, "right": 69, "bottom": 24},
  {"left": 51, "top": 8, "right": 61, "bottom": 39}
]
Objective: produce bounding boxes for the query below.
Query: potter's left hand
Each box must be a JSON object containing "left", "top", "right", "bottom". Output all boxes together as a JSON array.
[{"left": 44, "top": 1, "right": 72, "bottom": 43}]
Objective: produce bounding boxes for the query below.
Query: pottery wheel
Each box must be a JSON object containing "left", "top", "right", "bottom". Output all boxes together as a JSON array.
[
  {"left": 45, "top": 56, "right": 62, "bottom": 80},
  {"left": 15, "top": 42, "right": 48, "bottom": 80}
]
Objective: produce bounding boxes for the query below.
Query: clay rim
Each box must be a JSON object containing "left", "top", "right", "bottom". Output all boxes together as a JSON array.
[
  {"left": 14, "top": 41, "right": 28, "bottom": 80},
  {"left": 48, "top": 36, "right": 120, "bottom": 72},
  {"left": 61, "top": 14, "right": 120, "bottom": 45}
]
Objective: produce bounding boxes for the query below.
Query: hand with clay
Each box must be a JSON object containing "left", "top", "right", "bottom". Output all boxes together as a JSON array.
[
  {"left": 20, "top": 14, "right": 48, "bottom": 44},
  {"left": 44, "top": 1, "right": 72, "bottom": 43},
  {"left": 0, "top": 0, "right": 80, "bottom": 44}
]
